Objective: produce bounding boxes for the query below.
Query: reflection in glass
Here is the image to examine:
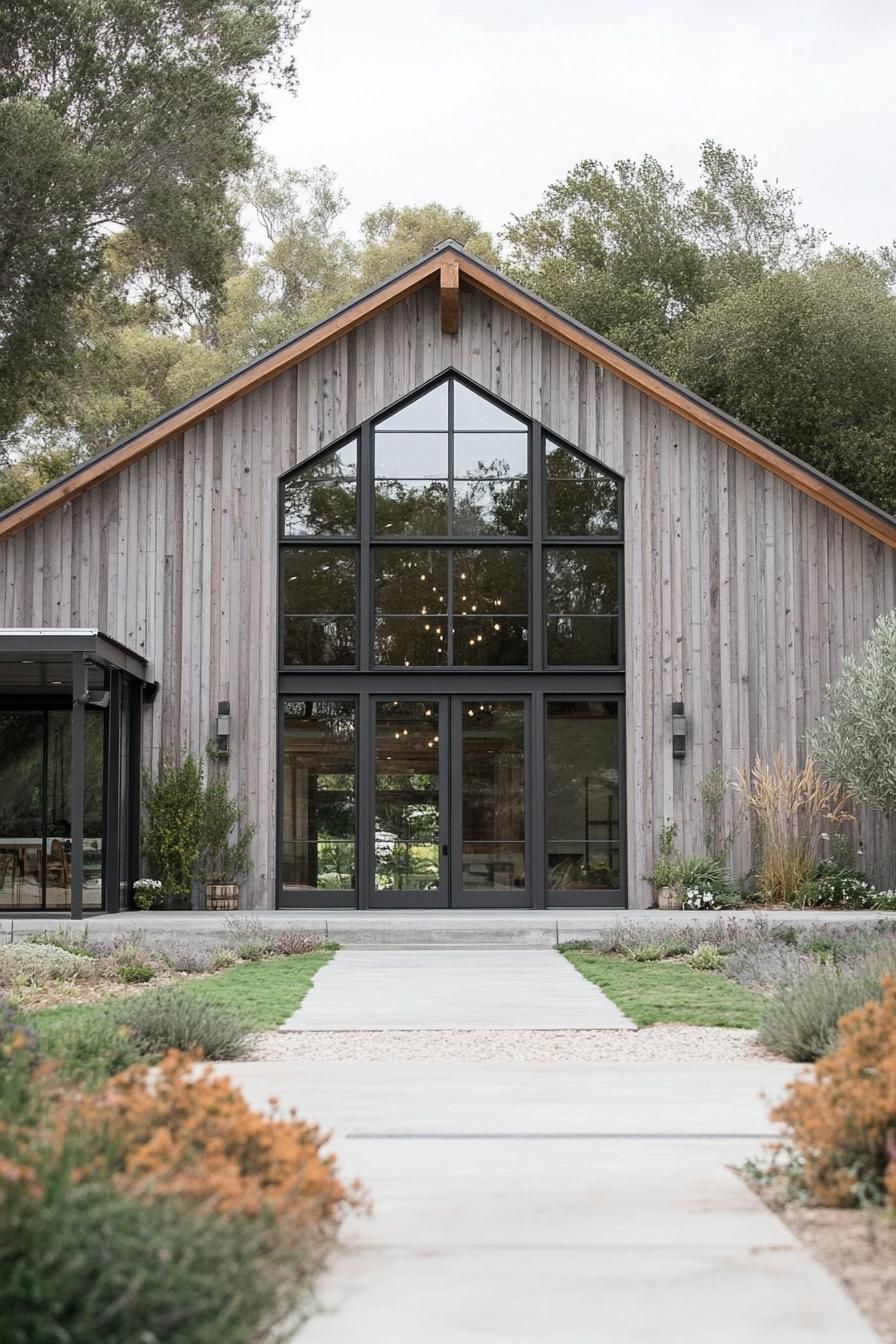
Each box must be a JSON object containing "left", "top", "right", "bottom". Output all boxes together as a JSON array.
[
  {"left": 453, "top": 479, "right": 528, "bottom": 536},
  {"left": 453, "top": 382, "right": 525, "bottom": 431},
  {"left": 282, "top": 441, "right": 357, "bottom": 537},
  {"left": 453, "top": 548, "right": 528, "bottom": 666},
  {"left": 47, "top": 711, "right": 104, "bottom": 911},
  {"left": 545, "top": 438, "right": 619, "bottom": 536},
  {"left": 281, "top": 700, "right": 356, "bottom": 891},
  {"left": 374, "top": 433, "right": 449, "bottom": 478},
  {"left": 282, "top": 548, "right": 357, "bottom": 666},
  {"left": 0, "top": 710, "right": 104, "bottom": 911},
  {"left": 283, "top": 617, "right": 356, "bottom": 667},
  {"left": 0, "top": 713, "right": 44, "bottom": 909},
  {"left": 545, "top": 548, "right": 620, "bottom": 665},
  {"left": 374, "top": 479, "right": 449, "bottom": 536},
  {"left": 374, "top": 702, "right": 440, "bottom": 890},
  {"left": 454, "top": 433, "right": 528, "bottom": 478},
  {"left": 547, "top": 701, "right": 620, "bottom": 889},
  {"left": 377, "top": 381, "right": 449, "bottom": 431},
  {"left": 461, "top": 702, "right": 526, "bottom": 891},
  {"left": 374, "top": 549, "right": 448, "bottom": 666}
]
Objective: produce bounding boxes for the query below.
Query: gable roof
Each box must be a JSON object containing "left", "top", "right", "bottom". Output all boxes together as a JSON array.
[{"left": 2, "top": 241, "right": 895, "bottom": 547}]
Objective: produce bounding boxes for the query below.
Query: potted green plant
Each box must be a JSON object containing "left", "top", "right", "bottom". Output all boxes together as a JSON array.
[
  {"left": 648, "top": 823, "right": 682, "bottom": 909},
  {"left": 141, "top": 755, "right": 205, "bottom": 909},
  {"left": 199, "top": 774, "right": 255, "bottom": 911}
]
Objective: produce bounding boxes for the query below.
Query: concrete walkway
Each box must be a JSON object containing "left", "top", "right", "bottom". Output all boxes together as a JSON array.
[
  {"left": 220, "top": 1060, "right": 880, "bottom": 1343},
  {"left": 281, "top": 949, "right": 635, "bottom": 1031}
]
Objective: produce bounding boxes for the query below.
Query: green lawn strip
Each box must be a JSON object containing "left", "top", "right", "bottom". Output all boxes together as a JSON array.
[
  {"left": 29, "top": 950, "right": 334, "bottom": 1041},
  {"left": 564, "top": 952, "right": 764, "bottom": 1028}
]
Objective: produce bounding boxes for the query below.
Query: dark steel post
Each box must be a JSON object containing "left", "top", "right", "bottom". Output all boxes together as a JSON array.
[
  {"left": 104, "top": 671, "right": 121, "bottom": 913},
  {"left": 70, "top": 654, "right": 88, "bottom": 920}
]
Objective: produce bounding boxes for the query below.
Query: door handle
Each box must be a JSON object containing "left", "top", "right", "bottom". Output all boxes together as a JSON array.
[{"left": 442, "top": 844, "right": 448, "bottom": 857}]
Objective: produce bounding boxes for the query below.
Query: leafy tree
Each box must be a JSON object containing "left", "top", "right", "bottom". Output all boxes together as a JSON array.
[
  {"left": 810, "top": 610, "right": 896, "bottom": 819},
  {"left": 665, "top": 251, "right": 896, "bottom": 513},
  {"left": 2, "top": 169, "right": 501, "bottom": 502},
  {"left": 357, "top": 203, "right": 499, "bottom": 288},
  {"left": 0, "top": 0, "right": 305, "bottom": 436},
  {"left": 502, "top": 140, "right": 822, "bottom": 363}
]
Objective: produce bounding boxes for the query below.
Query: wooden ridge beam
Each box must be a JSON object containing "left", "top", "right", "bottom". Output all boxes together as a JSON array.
[{"left": 440, "top": 258, "right": 460, "bottom": 335}]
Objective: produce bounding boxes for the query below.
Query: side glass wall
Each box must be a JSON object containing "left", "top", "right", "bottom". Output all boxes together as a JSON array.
[
  {"left": 0, "top": 709, "right": 104, "bottom": 910},
  {"left": 0, "top": 713, "right": 44, "bottom": 908}
]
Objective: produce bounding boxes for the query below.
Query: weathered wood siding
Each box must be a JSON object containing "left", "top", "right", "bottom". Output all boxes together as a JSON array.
[{"left": 2, "top": 284, "right": 894, "bottom": 905}]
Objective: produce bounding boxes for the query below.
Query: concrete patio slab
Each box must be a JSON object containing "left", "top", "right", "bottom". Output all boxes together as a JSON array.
[
  {"left": 215, "top": 1061, "right": 879, "bottom": 1344},
  {"left": 279, "top": 949, "right": 636, "bottom": 1030},
  {"left": 222, "top": 1060, "right": 800, "bottom": 1138}
]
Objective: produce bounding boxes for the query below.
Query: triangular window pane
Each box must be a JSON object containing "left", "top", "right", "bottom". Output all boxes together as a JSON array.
[
  {"left": 283, "top": 439, "right": 358, "bottom": 537},
  {"left": 454, "top": 382, "right": 525, "bottom": 431},
  {"left": 544, "top": 438, "right": 619, "bottom": 537},
  {"left": 378, "top": 381, "right": 449, "bottom": 431}
]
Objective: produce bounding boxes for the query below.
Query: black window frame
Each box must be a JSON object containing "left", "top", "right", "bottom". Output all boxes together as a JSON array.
[{"left": 277, "top": 370, "right": 624, "bottom": 675}]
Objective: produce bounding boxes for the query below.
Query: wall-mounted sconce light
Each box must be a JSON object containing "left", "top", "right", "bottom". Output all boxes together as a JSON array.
[
  {"left": 75, "top": 662, "right": 111, "bottom": 709},
  {"left": 672, "top": 701, "right": 687, "bottom": 759},
  {"left": 216, "top": 699, "right": 231, "bottom": 756}
]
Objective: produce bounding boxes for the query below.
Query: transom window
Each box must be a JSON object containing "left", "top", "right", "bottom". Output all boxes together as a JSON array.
[{"left": 279, "top": 374, "right": 622, "bottom": 670}]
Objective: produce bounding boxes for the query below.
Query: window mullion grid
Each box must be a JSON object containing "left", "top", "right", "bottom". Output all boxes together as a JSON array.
[
  {"left": 446, "top": 550, "right": 455, "bottom": 666},
  {"left": 531, "top": 424, "right": 545, "bottom": 672},
  {"left": 359, "top": 420, "right": 372, "bottom": 670},
  {"left": 447, "top": 376, "right": 455, "bottom": 536}
]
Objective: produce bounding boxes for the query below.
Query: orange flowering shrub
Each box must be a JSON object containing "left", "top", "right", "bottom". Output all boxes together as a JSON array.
[
  {"left": 0, "top": 1047, "right": 362, "bottom": 1344},
  {"left": 771, "top": 974, "right": 896, "bottom": 1206},
  {"left": 50, "top": 1051, "right": 361, "bottom": 1233}
]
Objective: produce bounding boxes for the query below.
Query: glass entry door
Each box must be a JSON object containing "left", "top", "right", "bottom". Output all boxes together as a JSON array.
[
  {"left": 371, "top": 699, "right": 447, "bottom": 907},
  {"left": 367, "top": 695, "right": 529, "bottom": 909},
  {"left": 452, "top": 699, "right": 528, "bottom": 908},
  {"left": 279, "top": 689, "right": 623, "bottom": 908}
]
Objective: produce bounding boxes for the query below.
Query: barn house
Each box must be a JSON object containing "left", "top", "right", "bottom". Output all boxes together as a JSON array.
[{"left": 0, "top": 242, "right": 894, "bottom": 915}]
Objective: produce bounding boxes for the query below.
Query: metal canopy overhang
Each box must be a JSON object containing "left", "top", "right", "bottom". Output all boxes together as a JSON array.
[{"left": 0, "top": 629, "right": 151, "bottom": 686}]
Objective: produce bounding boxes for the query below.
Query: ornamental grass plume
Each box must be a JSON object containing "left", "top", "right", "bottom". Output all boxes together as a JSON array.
[
  {"left": 734, "top": 751, "right": 853, "bottom": 903},
  {"left": 771, "top": 974, "right": 896, "bottom": 1207}
]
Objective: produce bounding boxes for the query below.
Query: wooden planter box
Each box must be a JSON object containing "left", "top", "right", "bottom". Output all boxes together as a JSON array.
[
  {"left": 205, "top": 883, "right": 239, "bottom": 911},
  {"left": 656, "top": 886, "right": 683, "bottom": 911}
]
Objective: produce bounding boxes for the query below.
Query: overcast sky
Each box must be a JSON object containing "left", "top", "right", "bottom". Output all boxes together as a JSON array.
[{"left": 260, "top": 0, "right": 896, "bottom": 252}]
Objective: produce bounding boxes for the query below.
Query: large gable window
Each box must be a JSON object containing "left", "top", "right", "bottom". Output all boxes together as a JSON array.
[{"left": 279, "top": 375, "right": 622, "bottom": 670}]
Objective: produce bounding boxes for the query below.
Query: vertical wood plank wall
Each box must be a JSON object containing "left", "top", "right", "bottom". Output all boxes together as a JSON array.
[{"left": 1, "top": 285, "right": 894, "bottom": 906}]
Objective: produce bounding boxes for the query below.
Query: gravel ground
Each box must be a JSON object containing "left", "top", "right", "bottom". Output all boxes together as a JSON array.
[
  {"left": 745, "top": 1176, "right": 896, "bottom": 1344},
  {"left": 247, "top": 1024, "right": 774, "bottom": 1063}
]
